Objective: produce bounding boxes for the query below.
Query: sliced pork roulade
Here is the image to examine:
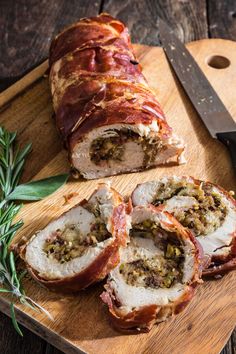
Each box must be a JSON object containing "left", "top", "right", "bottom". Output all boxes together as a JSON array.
[
  {"left": 101, "top": 205, "right": 201, "bottom": 332},
  {"left": 49, "top": 13, "right": 185, "bottom": 179},
  {"left": 132, "top": 176, "right": 236, "bottom": 276},
  {"left": 22, "top": 183, "right": 130, "bottom": 292}
]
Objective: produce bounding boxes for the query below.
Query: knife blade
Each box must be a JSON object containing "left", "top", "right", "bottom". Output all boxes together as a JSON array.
[{"left": 158, "top": 19, "right": 236, "bottom": 172}]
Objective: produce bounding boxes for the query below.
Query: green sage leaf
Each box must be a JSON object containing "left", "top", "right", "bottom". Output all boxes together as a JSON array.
[{"left": 6, "top": 174, "right": 69, "bottom": 201}]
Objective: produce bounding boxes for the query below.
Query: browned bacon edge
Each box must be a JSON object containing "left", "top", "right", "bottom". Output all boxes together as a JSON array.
[
  {"left": 21, "top": 185, "right": 129, "bottom": 293},
  {"left": 101, "top": 208, "right": 202, "bottom": 333},
  {"left": 131, "top": 177, "right": 236, "bottom": 278},
  {"left": 49, "top": 13, "right": 174, "bottom": 156}
]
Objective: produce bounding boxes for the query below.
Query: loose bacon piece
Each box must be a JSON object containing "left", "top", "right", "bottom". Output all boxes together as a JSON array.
[
  {"left": 101, "top": 205, "right": 201, "bottom": 332},
  {"left": 49, "top": 13, "right": 184, "bottom": 179},
  {"left": 21, "top": 183, "right": 130, "bottom": 293},
  {"left": 132, "top": 176, "right": 236, "bottom": 277}
]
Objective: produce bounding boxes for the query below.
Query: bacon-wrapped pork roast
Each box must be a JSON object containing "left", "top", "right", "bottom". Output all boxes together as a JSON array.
[
  {"left": 132, "top": 176, "right": 236, "bottom": 277},
  {"left": 49, "top": 13, "right": 184, "bottom": 179},
  {"left": 101, "top": 204, "right": 201, "bottom": 332},
  {"left": 22, "top": 183, "right": 130, "bottom": 292}
]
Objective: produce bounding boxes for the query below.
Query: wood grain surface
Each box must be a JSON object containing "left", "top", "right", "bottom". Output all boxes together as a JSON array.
[
  {"left": 0, "top": 0, "right": 99, "bottom": 89},
  {"left": 103, "top": 0, "right": 208, "bottom": 44},
  {"left": 1, "top": 1, "right": 236, "bottom": 353},
  {"left": 0, "top": 39, "right": 236, "bottom": 354},
  {"left": 207, "top": 0, "right": 236, "bottom": 39}
]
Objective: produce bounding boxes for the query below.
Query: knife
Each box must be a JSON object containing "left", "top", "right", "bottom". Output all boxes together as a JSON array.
[{"left": 158, "top": 19, "right": 236, "bottom": 173}]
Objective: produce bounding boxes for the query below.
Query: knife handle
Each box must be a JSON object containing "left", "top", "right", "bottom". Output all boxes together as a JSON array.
[{"left": 217, "top": 131, "right": 236, "bottom": 173}]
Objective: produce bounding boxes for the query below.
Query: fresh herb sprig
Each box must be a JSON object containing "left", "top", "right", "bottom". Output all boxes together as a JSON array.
[{"left": 0, "top": 127, "right": 69, "bottom": 335}]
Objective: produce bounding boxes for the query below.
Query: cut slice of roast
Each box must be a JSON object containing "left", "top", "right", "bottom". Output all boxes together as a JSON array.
[
  {"left": 101, "top": 205, "right": 201, "bottom": 332},
  {"left": 49, "top": 13, "right": 185, "bottom": 179},
  {"left": 132, "top": 176, "right": 236, "bottom": 276},
  {"left": 22, "top": 183, "right": 130, "bottom": 292}
]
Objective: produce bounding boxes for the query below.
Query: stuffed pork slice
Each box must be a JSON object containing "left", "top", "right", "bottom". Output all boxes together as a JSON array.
[
  {"left": 71, "top": 123, "right": 183, "bottom": 179},
  {"left": 101, "top": 205, "right": 201, "bottom": 332},
  {"left": 132, "top": 176, "right": 236, "bottom": 276},
  {"left": 24, "top": 184, "right": 129, "bottom": 292}
]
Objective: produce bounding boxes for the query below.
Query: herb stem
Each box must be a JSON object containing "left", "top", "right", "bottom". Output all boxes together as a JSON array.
[
  {"left": 0, "top": 127, "right": 68, "bottom": 335},
  {"left": 0, "top": 127, "right": 57, "bottom": 335}
]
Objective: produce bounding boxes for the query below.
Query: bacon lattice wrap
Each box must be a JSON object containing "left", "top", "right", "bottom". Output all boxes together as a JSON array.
[
  {"left": 22, "top": 183, "right": 130, "bottom": 293},
  {"left": 49, "top": 13, "right": 185, "bottom": 179}
]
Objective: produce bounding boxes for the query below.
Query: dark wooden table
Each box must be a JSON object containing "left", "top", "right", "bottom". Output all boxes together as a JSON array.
[{"left": 0, "top": 0, "right": 236, "bottom": 353}]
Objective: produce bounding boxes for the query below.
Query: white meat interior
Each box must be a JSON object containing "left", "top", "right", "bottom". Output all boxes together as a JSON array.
[
  {"left": 132, "top": 176, "right": 236, "bottom": 258},
  {"left": 108, "top": 206, "right": 195, "bottom": 313},
  {"left": 25, "top": 185, "right": 116, "bottom": 280},
  {"left": 71, "top": 123, "right": 184, "bottom": 179}
]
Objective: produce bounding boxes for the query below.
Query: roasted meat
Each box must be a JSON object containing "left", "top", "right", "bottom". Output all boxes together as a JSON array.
[
  {"left": 22, "top": 183, "right": 130, "bottom": 292},
  {"left": 132, "top": 176, "right": 236, "bottom": 276},
  {"left": 49, "top": 13, "right": 185, "bottom": 179},
  {"left": 101, "top": 204, "right": 201, "bottom": 332}
]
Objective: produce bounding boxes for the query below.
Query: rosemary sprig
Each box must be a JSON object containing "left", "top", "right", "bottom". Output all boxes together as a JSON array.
[{"left": 0, "top": 127, "right": 68, "bottom": 335}]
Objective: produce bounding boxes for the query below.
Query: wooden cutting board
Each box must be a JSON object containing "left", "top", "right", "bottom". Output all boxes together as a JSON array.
[{"left": 0, "top": 38, "right": 236, "bottom": 354}]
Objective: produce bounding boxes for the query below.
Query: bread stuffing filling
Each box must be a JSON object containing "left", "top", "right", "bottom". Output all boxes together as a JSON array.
[
  {"left": 119, "top": 220, "right": 184, "bottom": 289},
  {"left": 44, "top": 218, "right": 111, "bottom": 263},
  {"left": 152, "top": 179, "right": 227, "bottom": 236},
  {"left": 90, "top": 129, "right": 162, "bottom": 167}
]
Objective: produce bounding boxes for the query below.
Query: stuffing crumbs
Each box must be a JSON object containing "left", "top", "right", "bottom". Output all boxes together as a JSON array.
[
  {"left": 120, "top": 220, "right": 184, "bottom": 289},
  {"left": 90, "top": 129, "right": 162, "bottom": 167},
  {"left": 44, "top": 219, "right": 111, "bottom": 263},
  {"left": 152, "top": 179, "right": 227, "bottom": 236},
  {"left": 63, "top": 192, "right": 78, "bottom": 205}
]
